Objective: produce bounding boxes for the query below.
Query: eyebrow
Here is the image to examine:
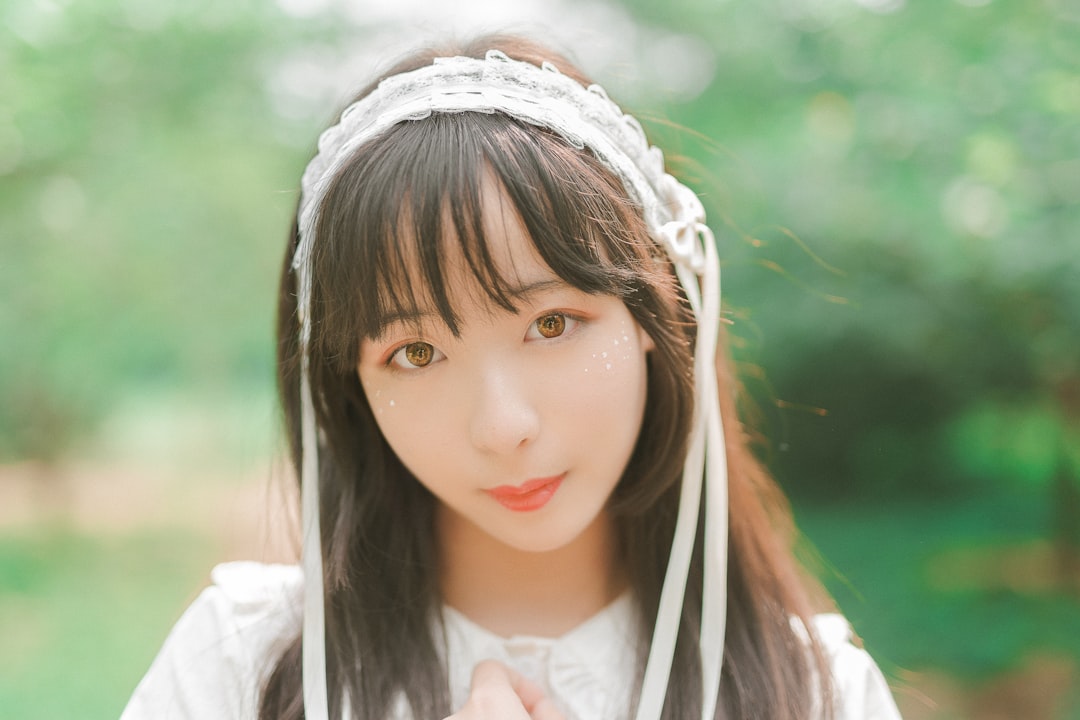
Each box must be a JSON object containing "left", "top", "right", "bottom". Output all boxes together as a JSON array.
[
  {"left": 375, "top": 278, "right": 568, "bottom": 333},
  {"left": 504, "top": 278, "right": 568, "bottom": 301}
]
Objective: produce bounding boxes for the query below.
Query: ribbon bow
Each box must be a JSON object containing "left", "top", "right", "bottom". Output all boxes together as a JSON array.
[{"left": 656, "top": 174, "right": 710, "bottom": 275}]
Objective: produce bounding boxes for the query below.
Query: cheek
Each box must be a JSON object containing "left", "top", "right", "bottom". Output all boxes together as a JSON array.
[
  {"left": 360, "top": 379, "right": 455, "bottom": 474},
  {"left": 366, "top": 387, "right": 395, "bottom": 415},
  {"left": 551, "top": 321, "right": 650, "bottom": 423},
  {"left": 578, "top": 319, "right": 649, "bottom": 379}
]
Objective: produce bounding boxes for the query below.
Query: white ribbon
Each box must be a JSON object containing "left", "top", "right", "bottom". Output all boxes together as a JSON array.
[
  {"left": 633, "top": 220, "right": 726, "bottom": 720},
  {"left": 299, "top": 362, "right": 329, "bottom": 719}
]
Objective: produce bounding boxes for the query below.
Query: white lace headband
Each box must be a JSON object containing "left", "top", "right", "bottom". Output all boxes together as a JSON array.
[{"left": 294, "top": 49, "right": 728, "bottom": 720}]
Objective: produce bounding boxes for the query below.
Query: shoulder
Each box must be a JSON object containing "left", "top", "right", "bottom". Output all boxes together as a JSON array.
[
  {"left": 121, "top": 562, "right": 304, "bottom": 720},
  {"left": 803, "top": 613, "right": 903, "bottom": 720}
]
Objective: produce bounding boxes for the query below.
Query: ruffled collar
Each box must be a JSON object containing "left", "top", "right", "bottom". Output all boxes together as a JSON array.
[{"left": 440, "top": 593, "right": 640, "bottom": 720}]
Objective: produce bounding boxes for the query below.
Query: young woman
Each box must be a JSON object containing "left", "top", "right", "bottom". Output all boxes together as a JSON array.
[{"left": 122, "top": 34, "right": 902, "bottom": 720}]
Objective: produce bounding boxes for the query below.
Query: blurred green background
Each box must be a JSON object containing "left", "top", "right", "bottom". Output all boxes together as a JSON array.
[{"left": 2, "top": 0, "right": 1078, "bottom": 718}]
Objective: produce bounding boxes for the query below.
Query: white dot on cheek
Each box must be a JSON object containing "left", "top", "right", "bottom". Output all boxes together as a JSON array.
[
  {"left": 389, "top": 399, "right": 395, "bottom": 407},
  {"left": 605, "top": 363, "right": 612, "bottom": 370}
]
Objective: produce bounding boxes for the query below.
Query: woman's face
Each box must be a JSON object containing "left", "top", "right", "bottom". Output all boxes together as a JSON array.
[{"left": 356, "top": 179, "right": 654, "bottom": 554}]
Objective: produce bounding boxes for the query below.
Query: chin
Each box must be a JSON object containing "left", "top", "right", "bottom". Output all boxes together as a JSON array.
[
  {"left": 501, "top": 532, "right": 581, "bottom": 555},
  {"left": 492, "top": 511, "right": 605, "bottom": 555}
]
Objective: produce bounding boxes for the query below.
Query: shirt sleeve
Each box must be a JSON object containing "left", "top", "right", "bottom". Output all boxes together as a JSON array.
[
  {"left": 120, "top": 562, "right": 303, "bottom": 720},
  {"left": 812, "top": 614, "right": 903, "bottom": 720}
]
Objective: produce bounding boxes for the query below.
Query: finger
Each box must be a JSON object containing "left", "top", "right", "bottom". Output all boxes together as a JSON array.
[
  {"left": 468, "top": 659, "right": 517, "bottom": 691},
  {"left": 459, "top": 661, "right": 528, "bottom": 716},
  {"left": 529, "top": 696, "right": 566, "bottom": 720},
  {"left": 503, "top": 669, "right": 546, "bottom": 711},
  {"left": 469, "top": 660, "right": 549, "bottom": 714},
  {"left": 469, "top": 660, "right": 533, "bottom": 699}
]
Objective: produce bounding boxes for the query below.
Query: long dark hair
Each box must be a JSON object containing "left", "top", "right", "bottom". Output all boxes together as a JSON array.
[{"left": 263, "top": 34, "right": 833, "bottom": 720}]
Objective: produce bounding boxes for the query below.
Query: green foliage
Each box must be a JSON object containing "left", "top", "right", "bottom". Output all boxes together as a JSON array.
[
  {"left": 4, "top": 0, "right": 1077, "bottom": 488},
  {"left": 3, "top": 0, "right": 1079, "bottom": 708},
  {"left": 626, "top": 0, "right": 1080, "bottom": 502},
  {"left": 1, "top": 0, "right": 315, "bottom": 459},
  {"left": 0, "top": 527, "right": 216, "bottom": 719},
  {"left": 624, "top": 0, "right": 1080, "bottom": 697},
  {"left": 801, "top": 490, "right": 1080, "bottom": 680}
]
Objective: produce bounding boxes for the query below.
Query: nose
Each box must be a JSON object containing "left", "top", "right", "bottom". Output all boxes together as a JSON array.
[{"left": 467, "top": 362, "right": 540, "bottom": 455}]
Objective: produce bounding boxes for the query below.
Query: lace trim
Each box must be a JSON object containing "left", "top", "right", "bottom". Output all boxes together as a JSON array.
[{"left": 293, "top": 50, "right": 710, "bottom": 338}]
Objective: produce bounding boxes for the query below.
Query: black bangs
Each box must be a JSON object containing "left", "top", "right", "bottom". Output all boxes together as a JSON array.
[{"left": 308, "top": 111, "right": 655, "bottom": 372}]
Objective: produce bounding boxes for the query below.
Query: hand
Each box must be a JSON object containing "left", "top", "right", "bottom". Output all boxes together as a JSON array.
[{"left": 443, "top": 660, "right": 565, "bottom": 720}]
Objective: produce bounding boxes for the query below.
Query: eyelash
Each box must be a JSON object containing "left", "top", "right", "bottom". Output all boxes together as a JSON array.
[
  {"left": 525, "top": 311, "right": 582, "bottom": 341},
  {"left": 385, "top": 340, "right": 444, "bottom": 371},
  {"left": 383, "top": 311, "right": 585, "bottom": 371}
]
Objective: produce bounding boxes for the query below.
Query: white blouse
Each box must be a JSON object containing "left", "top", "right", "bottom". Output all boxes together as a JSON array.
[{"left": 121, "top": 562, "right": 902, "bottom": 720}]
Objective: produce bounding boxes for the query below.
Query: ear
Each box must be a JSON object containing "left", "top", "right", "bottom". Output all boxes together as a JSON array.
[{"left": 637, "top": 323, "right": 656, "bottom": 353}]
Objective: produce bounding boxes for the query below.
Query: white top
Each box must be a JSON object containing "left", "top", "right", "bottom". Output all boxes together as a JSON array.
[{"left": 121, "top": 562, "right": 902, "bottom": 720}]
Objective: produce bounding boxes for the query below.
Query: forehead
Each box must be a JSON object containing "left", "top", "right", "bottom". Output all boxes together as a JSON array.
[
  {"left": 463, "top": 174, "right": 553, "bottom": 286},
  {"left": 329, "top": 112, "right": 640, "bottom": 353},
  {"left": 374, "top": 173, "right": 560, "bottom": 332}
]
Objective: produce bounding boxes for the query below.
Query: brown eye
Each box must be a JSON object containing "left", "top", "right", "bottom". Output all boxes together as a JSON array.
[
  {"left": 404, "top": 342, "right": 435, "bottom": 367},
  {"left": 536, "top": 313, "right": 566, "bottom": 339}
]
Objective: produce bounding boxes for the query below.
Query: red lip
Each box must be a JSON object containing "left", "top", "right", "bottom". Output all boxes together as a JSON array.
[{"left": 485, "top": 473, "right": 566, "bottom": 512}]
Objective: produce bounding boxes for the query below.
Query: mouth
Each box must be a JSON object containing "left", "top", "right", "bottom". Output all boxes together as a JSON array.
[{"left": 484, "top": 473, "right": 566, "bottom": 512}]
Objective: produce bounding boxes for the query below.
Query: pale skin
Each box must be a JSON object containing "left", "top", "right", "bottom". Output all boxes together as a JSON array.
[{"left": 357, "top": 176, "right": 655, "bottom": 718}]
